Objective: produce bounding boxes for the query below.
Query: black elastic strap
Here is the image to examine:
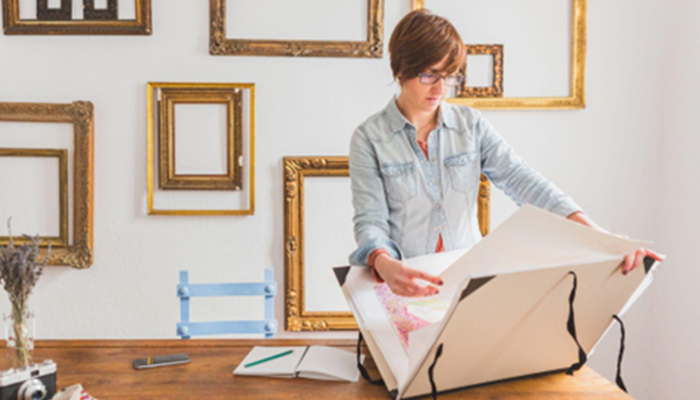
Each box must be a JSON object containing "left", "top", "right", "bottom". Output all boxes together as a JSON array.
[
  {"left": 565, "top": 271, "right": 588, "bottom": 375},
  {"left": 612, "top": 315, "right": 628, "bottom": 393},
  {"left": 428, "top": 343, "right": 444, "bottom": 400},
  {"left": 357, "top": 332, "right": 384, "bottom": 385}
]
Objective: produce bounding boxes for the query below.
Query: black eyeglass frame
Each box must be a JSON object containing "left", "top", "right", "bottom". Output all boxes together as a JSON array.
[{"left": 418, "top": 72, "right": 464, "bottom": 87}]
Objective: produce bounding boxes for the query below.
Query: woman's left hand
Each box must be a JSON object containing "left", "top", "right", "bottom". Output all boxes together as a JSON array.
[
  {"left": 566, "top": 211, "right": 664, "bottom": 275},
  {"left": 621, "top": 247, "right": 664, "bottom": 275}
]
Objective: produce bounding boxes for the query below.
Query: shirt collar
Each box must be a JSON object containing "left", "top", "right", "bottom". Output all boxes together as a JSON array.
[
  {"left": 384, "top": 96, "right": 458, "bottom": 134},
  {"left": 384, "top": 97, "right": 413, "bottom": 133},
  {"left": 437, "top": 102, "right": 458, "bottom": 130}
]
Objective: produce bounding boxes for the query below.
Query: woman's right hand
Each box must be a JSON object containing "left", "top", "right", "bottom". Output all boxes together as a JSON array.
[{"left": 374, "top": 254, "right": 443, "bottom": 297}]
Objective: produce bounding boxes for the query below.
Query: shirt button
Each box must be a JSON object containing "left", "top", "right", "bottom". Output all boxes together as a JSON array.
[{"left": 435, "top": 204, "right": 441, "bottom": 209}]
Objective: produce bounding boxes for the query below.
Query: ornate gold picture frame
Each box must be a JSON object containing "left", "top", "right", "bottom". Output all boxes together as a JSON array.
[
  {"left": 209, "top": 0, "right": 384, "bottom": 57},
  {"left": 412, "top": 0, "right": 586, "bottom": 110},
  {"left": 147, "top": 82, "right": 255, "bottom": 216},
  {"left": 3, "top": 0, "right": 152, "bottom": 35},
  {"left": 284, "top": 156, "right": 491, "bottom": 331},
  {"left": 158, "top": 87, "right": 243, "bottom": 191},
  {"left": 458, "top": 44, "right": 504, "bottom": 98},
  {"left": 0, "top": 102, "right": 94, "bottom": 269},
  {"left": 0, "top": 148, "right": 69, "bottom": 247}
]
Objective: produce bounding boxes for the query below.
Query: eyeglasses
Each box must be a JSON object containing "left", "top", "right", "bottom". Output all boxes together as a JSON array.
[{"left": 418, "top": 72, "right": 464, "bottom": 87}]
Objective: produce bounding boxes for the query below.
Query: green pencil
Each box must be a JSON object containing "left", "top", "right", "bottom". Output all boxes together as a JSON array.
[{"left": 244, "top": 349, "right": 294, "bottom": 368}]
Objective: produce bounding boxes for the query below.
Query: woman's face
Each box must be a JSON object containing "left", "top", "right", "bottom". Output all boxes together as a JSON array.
[{"left": 398, "top": 55, "right": 455, "bottom": 114}]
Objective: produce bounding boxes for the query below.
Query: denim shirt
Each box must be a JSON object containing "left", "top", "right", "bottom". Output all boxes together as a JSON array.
[{"left": 348, "top": 97, "right": 582, "bottom": 266}]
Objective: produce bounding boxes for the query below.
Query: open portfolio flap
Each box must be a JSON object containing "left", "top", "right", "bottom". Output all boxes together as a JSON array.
[
  {"left": 335, "top": 205, "right": 662, "bottom": 399},
  {"left": 436, "top": 205, "right": 652, "bottom": 304},
  {"left": 401, "top": 256, "right": 660, "bottom": 398}
]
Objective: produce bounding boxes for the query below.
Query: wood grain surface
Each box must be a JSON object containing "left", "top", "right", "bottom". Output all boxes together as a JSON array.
[{"left": 0, "top": 339, "right": 633, "bottom": 400}]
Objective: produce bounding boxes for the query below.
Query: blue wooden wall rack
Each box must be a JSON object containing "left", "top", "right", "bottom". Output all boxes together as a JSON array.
[{"left": 176, "top": 269, "right": 277, "bottom": 339}]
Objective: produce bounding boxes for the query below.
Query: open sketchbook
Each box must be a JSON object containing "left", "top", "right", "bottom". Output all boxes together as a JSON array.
[
  {"left": 233, "top": 346, "right": 362, "bottom": 382},
  {"left": 335, "top": 205, "right": 662, "bottom": 399}
]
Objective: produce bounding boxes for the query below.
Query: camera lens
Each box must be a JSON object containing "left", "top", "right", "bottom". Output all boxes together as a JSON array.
[{"left": 17, "top": 378, "right": 47, "bottom": 400}]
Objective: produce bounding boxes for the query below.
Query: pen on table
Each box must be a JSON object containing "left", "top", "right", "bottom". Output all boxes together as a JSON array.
[{"left": 244, "top": 350, "right": 294, "bottom": 368}]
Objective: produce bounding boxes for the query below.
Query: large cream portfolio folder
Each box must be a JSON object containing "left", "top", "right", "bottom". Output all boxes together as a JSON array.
[{"left": 335, "top": 205, "right": 661, "bottom": 399}]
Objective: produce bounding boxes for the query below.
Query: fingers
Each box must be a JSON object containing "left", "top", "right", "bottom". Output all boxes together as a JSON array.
[
  {"left": 398, "top": 285, "right": 438, "bottom": 298},
  {"left": 387, "top": 268, "right": 442, "bottom": 297},
  {"left": 405, "top": 268, "right": 442, "bottom": 297},
  {"left": 395, "top": 277, "right": 439, "bottom": 297},
  {"left": 406, "top": 268, "right": 444, "bottom": 286},
  {"left": 621, "top": 254, "right": 633, "bottom": 275},
  {"left": 393, "top": 285, "right": 417, "bottom": 297},
  {"left": 624, "top": 248, "right": 645, "bottom": 274},
  {"left": 389, "top": 283, "right": 437, "bottom": 297},
  {"left": 385, "top": 275, "right": 419, "bottom": 297},
  {"left": 415, "top": 284, "right": 440, "bottom": 297},
  {"left": 644, "top": 248, "right": 665, "bottom": 262},
  {"left": 613, "top": 233, "right": 664, "bottom": 263},
  {"left": 621, "top": 247, "right": 665, "bottom": 275}
]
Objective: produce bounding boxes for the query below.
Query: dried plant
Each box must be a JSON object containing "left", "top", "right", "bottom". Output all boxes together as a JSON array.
[{"left": 0, "top": 219, "right": 50, "bottom": 368}]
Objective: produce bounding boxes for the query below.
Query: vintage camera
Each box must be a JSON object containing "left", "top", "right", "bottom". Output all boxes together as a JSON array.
[{"left": 0, "top": 360, "right": 57, "bottom": 400}]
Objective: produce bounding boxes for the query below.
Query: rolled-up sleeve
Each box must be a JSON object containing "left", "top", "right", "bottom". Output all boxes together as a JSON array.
[
  {"left": 348, "top": 127, "right": 403, "bottom": 266},
  {"left": 474, "top": 110, "right": 583, "bottom": 218}
]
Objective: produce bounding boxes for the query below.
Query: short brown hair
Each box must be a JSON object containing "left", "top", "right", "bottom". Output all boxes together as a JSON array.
[{"left": 389, "top": 10, "right": 466, "bottom": 82}]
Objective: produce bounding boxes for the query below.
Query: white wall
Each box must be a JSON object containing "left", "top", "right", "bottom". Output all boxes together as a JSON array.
[
  {"left": 647, "top": 1, "right": 700, "bottom": 399},
  {"left": 0, "top": 1, "right": 695, "bottom": 398}
]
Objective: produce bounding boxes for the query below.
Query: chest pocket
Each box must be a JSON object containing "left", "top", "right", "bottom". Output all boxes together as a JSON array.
[
  {"left": 380, "top": 162, "right": 418, "bottom": 203},
  {"left": 445, "top": 151, "right": 479, "bottom": 193}
]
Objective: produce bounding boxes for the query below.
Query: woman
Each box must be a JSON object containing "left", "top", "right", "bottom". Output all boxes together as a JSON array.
[{"left": 348, "top": 10, "right": 660, "bottom": 297}]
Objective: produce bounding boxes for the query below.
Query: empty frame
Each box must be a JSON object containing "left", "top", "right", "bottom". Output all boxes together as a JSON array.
[
  {"left": 209, "top": 0, "right": 384, "bottom": 57},
  {"left": 158, "top": 87, "right": 243, "bottom": 191},
  {"left": 458, "top": 44, "right": 504, "bottom": 98},
  {"left": 284, "top": 156, "right": 354, "bottom": 331},
  {"left": 147, "top": 82, "right": 255, "bottom": 215},
  {"left": 412, "top": 0, "right": 586, "bottom": 109},
  {"left": 0, "top": 101, "right": 95, "bottom": 269},
  {"left": 3, "top": 0, "right": 151, "bottom": 35}
]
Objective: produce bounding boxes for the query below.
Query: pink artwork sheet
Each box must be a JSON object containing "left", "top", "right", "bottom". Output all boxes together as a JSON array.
[{"left": 373, "top": 283, "right": 433, "bottom": 351}]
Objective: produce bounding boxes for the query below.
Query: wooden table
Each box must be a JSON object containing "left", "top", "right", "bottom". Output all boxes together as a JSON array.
[{"left": 5, "top": 339, "right": 632, "bottom": 400}]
